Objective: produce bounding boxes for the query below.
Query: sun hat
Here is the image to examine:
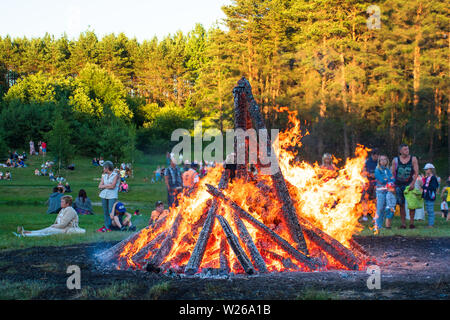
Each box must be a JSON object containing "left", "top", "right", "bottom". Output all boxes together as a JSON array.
[{"left": 423, "top": 163, "right": 435, "bottom": 170}]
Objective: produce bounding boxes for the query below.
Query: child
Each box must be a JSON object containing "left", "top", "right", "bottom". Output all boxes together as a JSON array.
[
  {"left": 109, "top": 202, "right": 136, "bottom": 231},
  {"left": 422, "top": 163, "right": 439, "bottom": 228},
  {"left": 441, "top": 200, "right": 448, "bottom": 220},
  {"left": 34, "top": 168, "right": 40, "bottom": 176},
  {"left": 384, "top": 183, "right": 397, "bottom": 229},
  {"left": 404, "top": 177, "right": 424, "bottom": 228},
  {"left": 49, "top": 171, "right": 56, "bottom": 181},
  {"left": 5, "top": 171, "right": 11, "bottom": 180},
  {"left": 150, "top": 201, "right": 169, "bottom": 226}
]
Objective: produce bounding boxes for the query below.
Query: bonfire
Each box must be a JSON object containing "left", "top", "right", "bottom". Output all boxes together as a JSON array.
[{"left": 96, "top": 78, "right": 375, "bottom": 275}]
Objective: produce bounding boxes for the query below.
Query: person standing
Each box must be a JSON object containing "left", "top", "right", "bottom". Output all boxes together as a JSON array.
[
  {"left": 374, "top": 155, "right": 395, "bottom": 230},
  {"left": 165, "top": 156, "right": 183, "bottom": 208},
  {"left": 364, "top": 148, "right": 379, "bottom": 200},
  {"left": 41, "top": 141, "right": 47, "bottom": 156},
  {"left": 391, "top": 144, "right": 419, "bottom": 229},
  {"left": 29, "top": 140, "right": 35, "bottom": 156},
  {"left": 98, "top": 161, "right": 120, "bottom": 232},
  {"left": 182, "top": 161, "right": 200, "bottom": 193},
  {"left": 422, "top": 163, "right": 439, "bottom": 228}
]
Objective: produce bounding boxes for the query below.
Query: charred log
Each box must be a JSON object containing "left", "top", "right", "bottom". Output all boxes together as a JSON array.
[
  {"left": 219, "top": 236, "right": 230, "bottom": 273},
  {"left": 206, "top": 184, "right": 319, "bottom": 270},
  {"left": 146, "top": 213, "right": 183, "bottom": 269},
  {"left": 232, "top": 211, "right": 268, "bottom": 273},
  {"left": 184, "top": 170, "right": 229, "bottom": 275},
  {"left": 217, "top": 215, "right": 255, "bottom": 275}
]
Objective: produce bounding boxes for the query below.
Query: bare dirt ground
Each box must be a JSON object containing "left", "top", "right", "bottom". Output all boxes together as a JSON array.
[{"left": 0, "top": 236, "right": 448, "bottom": 300}]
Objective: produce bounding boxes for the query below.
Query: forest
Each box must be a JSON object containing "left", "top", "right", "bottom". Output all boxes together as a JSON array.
[{"left": 0, "top": 0, "right": 448, "bottom": 167}]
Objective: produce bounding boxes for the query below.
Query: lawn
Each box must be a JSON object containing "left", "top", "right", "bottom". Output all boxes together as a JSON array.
[
  {"left": 0, "top": 153, "right": 449, "bottom": 252},
  {"left": 0, "top": 153, "right": 169, "bottom": 251}
]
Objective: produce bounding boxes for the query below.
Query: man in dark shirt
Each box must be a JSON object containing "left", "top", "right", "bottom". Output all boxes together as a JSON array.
[
  {"left": 363, "top": 148, "right": 379, "bottom": 200},
  {"left": 165, "top": 155, "right": 183, "bottom": 208}
]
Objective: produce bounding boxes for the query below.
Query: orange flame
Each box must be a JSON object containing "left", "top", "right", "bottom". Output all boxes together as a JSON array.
[{"left": 117, "top": 108, "right": 374, "bottom": 272}]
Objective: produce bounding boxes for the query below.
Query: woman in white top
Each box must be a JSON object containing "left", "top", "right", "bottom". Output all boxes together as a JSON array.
[
  {"left": 16, "top": 195, "right": 85, "bottom": 237},
  {"left": 98, "top": 161, "right": 120, "bottom": 230}
]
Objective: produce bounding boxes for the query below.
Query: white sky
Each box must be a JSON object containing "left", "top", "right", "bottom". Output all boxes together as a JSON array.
[{"left": 0, "top": 0, "right": 231, "bottom": 41}]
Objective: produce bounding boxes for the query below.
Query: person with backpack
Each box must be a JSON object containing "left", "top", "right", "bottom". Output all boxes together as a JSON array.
[
  {"left": 422, "top": 163, "right": 439, "bottom": 228},
  {"left": 391, "top": 144, "right": 419, "bottom": 229}
]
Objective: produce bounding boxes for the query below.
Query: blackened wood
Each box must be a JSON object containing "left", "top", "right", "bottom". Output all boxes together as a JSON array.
[
  {"left": 236, "top": 77, "right": 308, "bottom": 255},
  {"left": 206, "top": 184, "right": 319, "bottom": 270},
  {"left": 232, "top": 211, "right": 268, "bottom": 273},
  {"left": 184, "top": 170, "right": 229, "bottom": 275},
  {"left": 349, "top": 238, "right": 370, "bottom": 257},
  {"left": 260, "top": 248, "right": 301, "bottom": 271},
  {"left": 217, "top": 214, "right": 255, "bottom": 275},
  {"left": 146, "top": 213, "right": 183, "bottom": 268},
  {"left": 131, "top": 230, "right": 168, "bottom": 265},
  {"left": 219, "top": 236, "right": 230, "bottom": 273},
  {"left": 233, "top": 82, "right": 252, "bottom": 181},
  {"left": 298, "top": 216, "right": 359, "bottom": 270},
  {"left": 160, "top": 251, "right": 190, "bottom": 271}
]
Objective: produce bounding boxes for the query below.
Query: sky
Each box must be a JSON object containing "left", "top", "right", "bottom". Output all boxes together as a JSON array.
[{"left": 0, "top": 0, "right": 231, "bottom": 41}]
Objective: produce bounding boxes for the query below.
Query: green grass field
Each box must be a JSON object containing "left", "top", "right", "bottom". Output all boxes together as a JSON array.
[
  {"left": 0, "top": 153, "right": 169, "bottom": 251},
  {"left": 0, "top": 153, "right": 449, "bottom": 252}
]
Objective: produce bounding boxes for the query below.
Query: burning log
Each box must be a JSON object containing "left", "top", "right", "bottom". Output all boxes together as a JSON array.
[
  {"left": 206, "top": 184, "right": 319, "bottom": 270},
  {"left": 235, "top": 77, "right": 309, "bottom": 255},
  {"left": 297, "top": 216, "right": 359, "bottom": 270},
  {"left": 219, "top": 236, "right": 230, "bottom": 273},
  {"left": 184, "top": 170, "right": 230, "bottom": 275},
  {"left": 95, "top": 227, "right": 150, "bottom": 263},
  {"left": 160, "top": 251, "right": 191, "bottom": 271},
  {"left": 146, "top": 213, "right": 183, "bottom": 269},
  {"left": 232, "top": 211, "right": 268, "bottom": 273},
  {"left": 260, "top": 249, "right": 301, "bottom": 271},
  {"left": 349, "top": 238, "right": 370, "bottom": 257},
  {"left": 130, "top": 230, "right": 168, "bottom": 266},
  {"left": 217, "top": 215, "right": 255, "bottom": 275}
]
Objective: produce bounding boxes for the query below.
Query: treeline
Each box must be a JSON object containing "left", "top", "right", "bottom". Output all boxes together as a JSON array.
[{"left": 0, "top": 0, "right": 448, "bottom": 166}]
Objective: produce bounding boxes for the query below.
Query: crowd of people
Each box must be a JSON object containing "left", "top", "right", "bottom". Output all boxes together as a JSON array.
[
  {"left": 361, "top": 144, "right": 449, "bottom": 231},
  {"left": 11, "top": 143, "right": 450, "bottom": 238}
]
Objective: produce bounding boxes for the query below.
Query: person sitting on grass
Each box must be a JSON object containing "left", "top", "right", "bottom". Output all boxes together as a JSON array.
[
  {"left": 119, "top": 181, "right": 129, "bottom": 193},
  {"left": 46, "top": 187, "right": 64, "bottom": 214},
  {"left": 149, "top": 201, "right": 169, "bottom": 227},
  {"left": 65, "top": 182, "right": 72, "bottom": 193},
  {"left": 56, "top": 175, "right": 65, "bottom": 183},
  {"left": 15, "top": 195, "right": 85, "bottom": 237},
  {"left": 34, "top": 168, "right": 40, "bottom": 176},
  {"left": 73, "top": 189, "right": 94, "bottom": 215},
  {"left": 0, "top": 171, "right": 3, "bottom": 180},
  {"left": 49, "top": 171, "right": 56, "bottom": 181},
  {"left": 109, "top": 202, "right": 136, "bottom": 231},
  {"left": 5, "top": 171, "right": 11, "bottom": 180}
]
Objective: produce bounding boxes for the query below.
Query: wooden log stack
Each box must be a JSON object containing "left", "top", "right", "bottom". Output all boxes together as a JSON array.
[{"left": 94, "top": 77, "right": 372, "bottom": 275}]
